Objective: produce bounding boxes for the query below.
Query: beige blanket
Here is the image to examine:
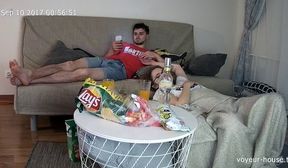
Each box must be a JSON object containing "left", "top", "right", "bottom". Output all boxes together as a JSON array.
[{"left": 187, "top": 87, "right": 287, "bottom": 168}]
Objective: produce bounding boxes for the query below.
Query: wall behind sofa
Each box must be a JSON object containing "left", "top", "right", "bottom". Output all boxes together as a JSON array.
[{"left": 0, "top": 0, "right": 243, "bottom": 95}]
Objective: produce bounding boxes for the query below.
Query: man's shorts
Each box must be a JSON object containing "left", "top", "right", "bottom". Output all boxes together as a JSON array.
[{"left": 85, "top": 57, "right": 126, "bottom": 80}]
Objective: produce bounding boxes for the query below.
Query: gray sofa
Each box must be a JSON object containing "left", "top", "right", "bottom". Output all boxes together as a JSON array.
[{"left": 15, "top": 16, "right": 234, "bottom": 131}]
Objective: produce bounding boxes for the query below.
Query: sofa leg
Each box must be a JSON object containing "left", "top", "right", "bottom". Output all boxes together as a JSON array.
[{"left": 30, "top": 115, "right": 37, "bottom": 131}]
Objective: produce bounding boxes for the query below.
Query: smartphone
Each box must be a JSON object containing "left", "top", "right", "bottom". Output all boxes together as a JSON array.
[{"left": 115, "top": 35, "right": 122, "bottom": 42}]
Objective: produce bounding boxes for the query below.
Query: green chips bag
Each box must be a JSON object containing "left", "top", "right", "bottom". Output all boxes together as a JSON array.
[{"left": 65, "top": 119, "right": 80, "bottom": 162}]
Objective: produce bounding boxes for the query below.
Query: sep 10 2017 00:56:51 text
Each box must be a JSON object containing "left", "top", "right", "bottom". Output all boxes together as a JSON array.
[{"left": 0, "top": 9, "right": 77, "bottom": 16}]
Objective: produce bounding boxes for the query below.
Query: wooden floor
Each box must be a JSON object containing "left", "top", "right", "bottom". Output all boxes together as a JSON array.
[{"left": 0, "top": 103, "right": 70, "bottom": 168}]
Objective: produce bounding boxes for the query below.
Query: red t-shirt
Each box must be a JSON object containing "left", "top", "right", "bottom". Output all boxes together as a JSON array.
[{"left": 107, "top": 42, "right": 147, "bottom": 78}]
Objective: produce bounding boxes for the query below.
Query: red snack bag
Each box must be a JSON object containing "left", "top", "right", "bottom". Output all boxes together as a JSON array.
[{"left": 124, "top": 94, "right": 161, "bottom": 127}]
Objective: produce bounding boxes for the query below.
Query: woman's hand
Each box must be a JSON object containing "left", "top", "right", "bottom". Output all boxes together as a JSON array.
[
  {"left": 182, "top": 80, "right": 194, "bottom": 88},
  {"left": 171, "top": 64, "right": 187, "bottom": 78},
  {"left": 171, "top": 64, "right": 181, "bottom": 71}
]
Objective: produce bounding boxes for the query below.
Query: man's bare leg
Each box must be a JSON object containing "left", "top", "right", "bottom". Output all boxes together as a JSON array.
[
  {"left": 9, "top": 58, "right": 88, "bottom": 85},
  {"left": 30, "top": 58, "right": 89, "bottom": 79},
  {"left": 9, "top": 60, "right": 31, "bottom": 85},
  {"left": 30, "top": 68, "right": 106, "bottom": 84}
]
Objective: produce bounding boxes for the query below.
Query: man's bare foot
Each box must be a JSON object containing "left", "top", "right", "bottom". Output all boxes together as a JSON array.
[
  {"left": 9, "top": 59, "right": 31, "bottom": 85},
  {"left": 10, "top": 76, "right": 22, "bottom": 86}
]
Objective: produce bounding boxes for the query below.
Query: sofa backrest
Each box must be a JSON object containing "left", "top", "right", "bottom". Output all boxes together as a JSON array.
[{"left": 22, "top": 16, "right": 194, "bottom": 69}]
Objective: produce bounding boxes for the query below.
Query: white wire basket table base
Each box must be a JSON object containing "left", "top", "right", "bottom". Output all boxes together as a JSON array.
[
  {"left": 74, "top": 101, "right": 197, "bottom": 168},
  {"left": 77, "top": 126, "right": 193, "bottom": 168}
]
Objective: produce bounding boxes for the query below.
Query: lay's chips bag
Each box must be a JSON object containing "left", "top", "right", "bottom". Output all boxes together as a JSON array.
[
  {"left": 76, "top": 78, "right": 160, "bottom": 127},
  {"left": 76, "top": 78, "right": 126, "bottom": 123}
]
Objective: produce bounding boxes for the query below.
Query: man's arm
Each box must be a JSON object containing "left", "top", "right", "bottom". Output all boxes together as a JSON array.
[
  {"left": 104, "top": 47, "right": 114, "bottom": 57},
  {"left": 140, "top": 51, "right": 164, "bottom": 65},
  {"left": 145, "top": 51, "right": 164, "bottom": 62},
  {"left": 104, "top": 41, "right": 123, "bottom": 57}
]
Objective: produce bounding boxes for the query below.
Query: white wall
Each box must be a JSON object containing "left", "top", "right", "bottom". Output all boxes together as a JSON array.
[{"left": 0, "top": 0, "right": 243, "bottom": 95}]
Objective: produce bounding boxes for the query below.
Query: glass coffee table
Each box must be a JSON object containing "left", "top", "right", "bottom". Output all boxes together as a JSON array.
[{"left": 74, "top": 100, "right": 197, "bottom": 168}]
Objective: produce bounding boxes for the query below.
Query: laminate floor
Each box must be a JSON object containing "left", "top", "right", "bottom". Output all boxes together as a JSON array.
[{"left": 0, "top": 104, "right": 69, "bottom": 168}]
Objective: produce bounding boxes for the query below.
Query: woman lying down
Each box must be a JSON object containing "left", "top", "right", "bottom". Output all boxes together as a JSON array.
[
  {"left": 79, "top": 63, "right": 286, "bottom": 168},
  {"left": 147, "top": 63, "right": 286, "bottom": 168}
]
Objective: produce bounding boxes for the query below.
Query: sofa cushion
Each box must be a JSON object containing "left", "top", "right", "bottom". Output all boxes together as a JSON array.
[
  {"left": 186, "top": 53, "right": 227, "bottom": 76},
  {"left": 44, "top": 40, "right": 93, "bottom": 65},
  {"left": 152, "top": 48, "right": 188, "bottom": 66},
  {"left": 15, "top": 77, "right": 234, "bottom": 116},
  {"left": 187, "top": 75, "right": 235, "bottom": 96},
  {"left": 15, "top": 82, "right": 83, "bottom": 115},
  {"left": 15, "top": 79, "right": 142, "bottom": 115}
]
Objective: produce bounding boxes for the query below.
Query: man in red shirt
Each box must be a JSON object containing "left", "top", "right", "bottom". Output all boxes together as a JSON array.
[{"left": 9, "top": 23, "right": 163, "bottom": 85}]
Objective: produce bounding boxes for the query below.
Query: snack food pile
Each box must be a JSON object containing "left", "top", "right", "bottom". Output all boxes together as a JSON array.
[
  {"left": 76, "top": 78, "right": 160, "bottom": 127},
  {"left": 76, "top": 78, "right": 190, "bottom": 132}
]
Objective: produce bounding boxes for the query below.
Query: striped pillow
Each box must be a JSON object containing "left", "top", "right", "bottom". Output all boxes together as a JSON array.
[
  {"left": 237, "top": 81, "right": 277, "bottom": 97},
  {"left": 242, "top": 81, "right": 276, "bottom": 94}
]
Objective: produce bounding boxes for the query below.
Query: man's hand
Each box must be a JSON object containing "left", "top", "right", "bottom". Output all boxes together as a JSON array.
[
  {"left": 142, "top": 51, "right": 159, "bottom": 59},
  {"left": 112, "top": 41, "right": 123, "bottom": 54},
  {"left": 104, "top": 41, "right": 123, "bottom": 57},
  {"left": 140, "top": 51, "right": 164, "bottom": 65}
]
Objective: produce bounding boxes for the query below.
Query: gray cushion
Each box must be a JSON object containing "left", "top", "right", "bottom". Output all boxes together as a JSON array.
[
  {"left": 186, "top": 53, "right": 227, "bottom": 76},
  {"left": 187, "top": 75, "right": 235, "bottom": 96},
  {"left": 44, "top": 40, "right": 92, "bottom": 65}
]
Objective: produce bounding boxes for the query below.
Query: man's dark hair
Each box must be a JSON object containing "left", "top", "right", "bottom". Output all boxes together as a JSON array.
[{"left": 133, "top": 23, "right": 149, "bottom": 34}]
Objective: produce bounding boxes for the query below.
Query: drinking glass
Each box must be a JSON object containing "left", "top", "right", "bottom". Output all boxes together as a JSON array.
[
  {"left": 138, "top": 80, "right": 151, "bottom": 100},
  {"left": 102, "top": 79, "right": 115, "bottom": 90}
]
